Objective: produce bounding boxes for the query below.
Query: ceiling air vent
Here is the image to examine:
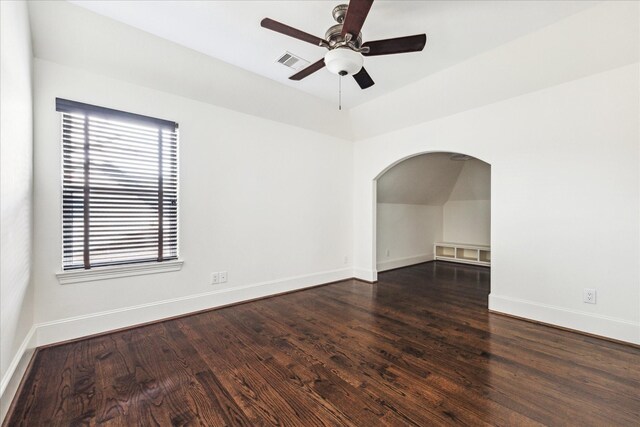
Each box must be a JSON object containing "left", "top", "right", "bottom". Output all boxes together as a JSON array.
[{"left": 276, "top": 51, "right": 310, "bottom": 70}]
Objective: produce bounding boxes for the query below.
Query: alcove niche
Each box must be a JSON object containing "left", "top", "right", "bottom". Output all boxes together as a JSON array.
[{"left": 376, "top": 152, "right": 490, "bottom": 271}]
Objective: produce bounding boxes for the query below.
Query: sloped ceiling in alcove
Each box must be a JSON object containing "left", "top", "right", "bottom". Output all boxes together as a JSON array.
[
  {"left": 377, "top": 153, "right": 489, "bottom": 205},
  {"left": 448, "top": 158, "right": 491, "bottom": 201}
]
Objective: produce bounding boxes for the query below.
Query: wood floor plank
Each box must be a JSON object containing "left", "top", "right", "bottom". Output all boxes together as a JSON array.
[
  {"left": 253, "top": 294, "right": 541, "bottom": 426},
  {"left": 5, "top": 261, "right": 640, "bottom": 426},
  {"left": 218, "top": 307, "right": 421, "bottom": 426}
]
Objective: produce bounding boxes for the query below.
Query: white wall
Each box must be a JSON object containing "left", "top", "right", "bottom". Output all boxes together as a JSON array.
[
  {"left": 355, "top": 63, "right": 640, "bottom": 344},
  {"left": 31, "top": 59, "right": 353, "bottom": 345},
  {"left": 376, "top": 203, "right": 442, "bottom": 271},
  {"left": 442, "top": 201, "right": 491, "bottom": 245},
  {"left": 443, "top": 159, "right": 491, "bottom": 245},
  {"left": 442, "top": 200, "right": 491, "bottom": 246},
  {"left": 0, "top": 0, "right": 35, "bottom": 415}
]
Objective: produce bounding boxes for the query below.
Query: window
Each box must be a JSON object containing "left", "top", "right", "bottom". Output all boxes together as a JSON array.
[{"left": 57, "top": 98, "right": 178, "bottom": 271}]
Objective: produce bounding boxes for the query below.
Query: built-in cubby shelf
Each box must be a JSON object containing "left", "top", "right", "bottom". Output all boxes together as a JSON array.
[{"left": 434, "top": 242, "right": 490, "bottom": 266}]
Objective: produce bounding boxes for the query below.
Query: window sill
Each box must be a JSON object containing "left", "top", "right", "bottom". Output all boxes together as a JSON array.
[{"left": 56, "top": 260, "right": 184, "bottom": 285}]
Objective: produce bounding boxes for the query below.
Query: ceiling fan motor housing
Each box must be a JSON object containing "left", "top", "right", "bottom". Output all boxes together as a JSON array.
[
  {"left": 325, "top": 24, "right": 362, "bottom": 49},
  {"left": 327, "top": 4, "right": 363, "bottom": 49}
]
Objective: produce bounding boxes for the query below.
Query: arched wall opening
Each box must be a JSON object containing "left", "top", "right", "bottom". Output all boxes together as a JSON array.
[
  {"left": 375, "top": 152, "right": 491, "bottom": 275},
  {"left": 353, "top": 149, "right": 492, "bottom": 284}
]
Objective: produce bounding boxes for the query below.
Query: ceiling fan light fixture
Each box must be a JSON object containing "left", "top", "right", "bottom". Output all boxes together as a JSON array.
[{"left": 324, "top": 48, "right": 363, "bottom": 76}]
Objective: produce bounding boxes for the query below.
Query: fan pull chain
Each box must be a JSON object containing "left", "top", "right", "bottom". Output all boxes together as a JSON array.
[{"left": 338, "top": 75, "right": 342, "bottom": 111}]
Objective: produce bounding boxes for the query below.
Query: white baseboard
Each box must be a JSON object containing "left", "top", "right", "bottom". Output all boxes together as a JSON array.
[
  {"left": 489, "top": 294, "right": 640, "bottom": 345},
  {"left": 353, "top": 268, "right": 377, "bottom": 282},
  {"left": 376, "top": 253, "right": 434, "bottom": 272},
  {"left": 1, "top": 325, "right": 37, "bottom": 421},
  {"left": 35, "top": 267, "right": 352, "bottom": 347}
]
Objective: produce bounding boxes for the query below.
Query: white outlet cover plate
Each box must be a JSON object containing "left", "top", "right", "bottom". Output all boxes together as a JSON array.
[{"left": 583, "top": 288, "right": 596, "bottom": 304}]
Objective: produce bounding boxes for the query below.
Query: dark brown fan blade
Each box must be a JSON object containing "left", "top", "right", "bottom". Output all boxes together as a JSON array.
[
  {"left": 353, "top": 67, "right": 374, "bottom": 89},
  {"left": 261, "top": 18, "right": 326, "bottom": 47},
  {"left": 362, "top": 34, "right": 427, "bottom": 56},
  {"left": 289, "top": 58, "right": 326, "bottom": 81},
  {"left": 341, "top": 0, "right": 374, "bottom": 38}
]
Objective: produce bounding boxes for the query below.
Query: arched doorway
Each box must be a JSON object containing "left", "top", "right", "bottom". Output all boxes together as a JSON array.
[{"left": 373, "top": 151, "right": 491, "bottom": 284}]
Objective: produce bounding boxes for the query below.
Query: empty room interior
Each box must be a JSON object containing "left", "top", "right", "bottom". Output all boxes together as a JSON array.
[{"left": 1, "top": 0, "right": 639, "bottom": 425}]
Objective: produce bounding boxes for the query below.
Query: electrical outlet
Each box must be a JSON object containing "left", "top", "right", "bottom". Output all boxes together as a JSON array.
[
  {"left": 210, "top": 272, "right": 219, "bottom": 285},
  {"left": 219, "top": 271, "right": 227, "bottom": 283},
  {"left": 386, "top": 249, "right": 390, "bottom": 257},
  {"left": 583, "top": 288, "right": 596, "bottom": 304},
  {"left": 344, "top": 256, "right": 349, "bottom": 264}
]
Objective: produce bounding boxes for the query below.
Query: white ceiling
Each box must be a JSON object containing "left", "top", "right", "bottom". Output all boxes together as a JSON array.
[{"left": 67, "top": 1, "right": 596, "bottom": 108}]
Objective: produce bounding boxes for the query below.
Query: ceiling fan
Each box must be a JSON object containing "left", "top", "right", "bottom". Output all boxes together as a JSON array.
[{"left": 260, "top": 0, "right": 427, "bottom": 90}]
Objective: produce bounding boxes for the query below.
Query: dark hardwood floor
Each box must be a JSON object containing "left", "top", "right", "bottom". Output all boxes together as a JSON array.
[{"left": 6, "top": 261, "right": 640, "bottom": 426}]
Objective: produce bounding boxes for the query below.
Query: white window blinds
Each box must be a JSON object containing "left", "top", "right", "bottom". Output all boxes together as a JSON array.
[{"left": 58, "top": 98, "right": 178, "bottom": 270}]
